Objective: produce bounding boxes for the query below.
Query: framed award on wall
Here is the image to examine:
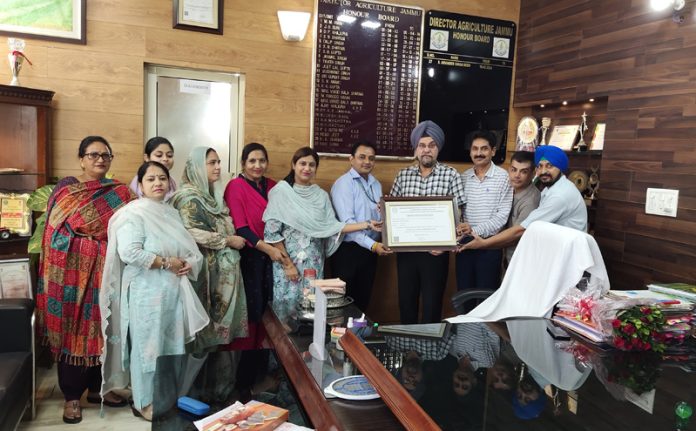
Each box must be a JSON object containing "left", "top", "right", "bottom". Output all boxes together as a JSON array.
[
  {"left": 548, "top": 125, "right": 579, "bottom": 151},
  {"left": 591, "top": 123, "right": 606, "bottom": 151}
]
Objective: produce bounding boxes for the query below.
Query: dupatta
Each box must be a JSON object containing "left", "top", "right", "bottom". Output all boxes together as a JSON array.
[
  {"left": 263, "top": 181, "right": 345, "bottom": 256},
  {"left": 36, "top": 178, "right": 133, "bottom": 365}
]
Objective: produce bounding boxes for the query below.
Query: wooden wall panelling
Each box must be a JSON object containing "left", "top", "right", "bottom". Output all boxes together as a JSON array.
[
  {"left": 0, "top": 0, "right": 521, "bottom": 324},
  {"left": 517, "top": 0, "right": 696, "bottom": 289}
]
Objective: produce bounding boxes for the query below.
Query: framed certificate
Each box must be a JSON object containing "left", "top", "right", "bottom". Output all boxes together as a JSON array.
[
  {"left": 0, "top": 258, "right": 32, "bottom": 299},
  {"left": 548, "top": 125, "right": 579, "bottom": 151},
  {"left": 0, "top": 193, "right": 32, "bottom": 237},
  {"left": 173, "top": 0, "right": 223, "bottom": 34},
  {"left": 380, "top": 197, "right": 458, "bottom": 252},
  {"left": 591, "top": 123, "right": 606, "bottom": 151}
]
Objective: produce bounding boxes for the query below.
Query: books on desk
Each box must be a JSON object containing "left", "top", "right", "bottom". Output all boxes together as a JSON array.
[
  {"left": 194, "top": 400, "right": 289, "bottom": 431},
  {"left": 607, "top": 289, "right": 695, "bottom": 312},
  {"left": 551, "top": 315, "right": 607, "bottom": 343},
  {"left": 648, "top": 283, "right": 696, "bottom": 303}
]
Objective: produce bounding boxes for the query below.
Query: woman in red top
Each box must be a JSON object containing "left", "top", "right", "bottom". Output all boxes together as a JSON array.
[
  {"left": 224, "top": 143, "right": 285, "bottom": 336},
  {"left": 224, "top": 143, "right": 285, "bottom": 396}
]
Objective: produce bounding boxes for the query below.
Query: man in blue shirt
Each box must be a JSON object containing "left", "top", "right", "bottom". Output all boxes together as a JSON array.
[{"left": 331, "top": 140, "right": 391, "bottom": 311}]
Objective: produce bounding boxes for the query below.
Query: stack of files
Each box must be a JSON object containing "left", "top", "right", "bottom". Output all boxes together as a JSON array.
[
  {"left": 647, "top": 283, "right": 696, "bottom": 303},
  {"left": 607, "top": 289, "right": 695, "bottom": 313},
  {"left": 551, "top": 315, "right": 607, "bottom": 343}
]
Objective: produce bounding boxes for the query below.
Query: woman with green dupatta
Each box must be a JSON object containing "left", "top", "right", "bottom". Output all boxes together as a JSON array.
[
  {"left": 36, "top": 136, "right": 133, "bottom": 424},
  {"left": 170, "top": 147, "right": 248, "bottom": 350}
]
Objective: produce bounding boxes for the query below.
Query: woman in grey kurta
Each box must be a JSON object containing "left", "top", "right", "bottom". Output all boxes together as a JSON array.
[{"left": 101, "top": 162, "right": 206, "bottom": 420}]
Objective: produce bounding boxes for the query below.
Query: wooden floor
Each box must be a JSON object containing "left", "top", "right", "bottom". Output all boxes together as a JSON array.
[{"left": 17, "top": 366, "right": 149, "bottom": 431}]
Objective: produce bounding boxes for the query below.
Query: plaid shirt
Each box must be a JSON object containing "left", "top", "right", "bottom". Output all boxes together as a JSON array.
[
  {"left": 449, "top": 323, "right": 500, "bottom": 371},
  {"left": 390, "top": 162, "right": 466, "bottom": 209},
  {"left": 385, "top": 334, "right": 455, "bottom": 361}
]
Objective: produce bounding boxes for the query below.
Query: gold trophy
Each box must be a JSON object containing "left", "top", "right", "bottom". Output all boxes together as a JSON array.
[{"left": 7, "top": 38, "right": 31, "bottom": 87}]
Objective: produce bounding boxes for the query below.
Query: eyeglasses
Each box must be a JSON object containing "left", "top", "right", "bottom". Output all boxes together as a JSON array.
[{"left": 84, "top": 152, "right": 114, "bottom": 161}]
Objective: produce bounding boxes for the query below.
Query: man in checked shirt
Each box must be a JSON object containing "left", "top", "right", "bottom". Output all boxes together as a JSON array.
[{"left": 390, "top": 120, "right": 466, "bottom": 324}]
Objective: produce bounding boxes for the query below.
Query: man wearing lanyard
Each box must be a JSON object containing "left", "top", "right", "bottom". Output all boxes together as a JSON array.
[{"left": 331, "top": 140, "right": 392, "bottom": 311}]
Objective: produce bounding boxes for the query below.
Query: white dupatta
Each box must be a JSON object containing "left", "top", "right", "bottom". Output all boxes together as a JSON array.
[{"left": 100, "top": 198, "right": 209, "bottom": 396}]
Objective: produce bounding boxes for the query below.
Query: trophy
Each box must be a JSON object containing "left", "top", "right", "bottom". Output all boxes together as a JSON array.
[
  {"left": 574, "top": 111, "right": 589, "bottom": 152},
  {"left": 539, "top": 117, "right": 552, "bottom": 146},
  {"left": 588, "top": 166, "right": 600, "bottom": 201},
  {"left": 7, "top": 38, "right": 31, "bottom": 87}
]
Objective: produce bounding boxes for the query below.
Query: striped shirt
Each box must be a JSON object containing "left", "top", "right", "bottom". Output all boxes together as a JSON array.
[
  {"left": 390, "top": 162, "right": 466, "bottom": 208},
  {"left": 461, "top": 163, "right": 513, "bottom": 238}
]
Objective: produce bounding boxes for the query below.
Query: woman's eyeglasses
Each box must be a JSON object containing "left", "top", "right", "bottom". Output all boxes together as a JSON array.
[{"left": 84, "top": 152, "right": 114, "bottom": 161}]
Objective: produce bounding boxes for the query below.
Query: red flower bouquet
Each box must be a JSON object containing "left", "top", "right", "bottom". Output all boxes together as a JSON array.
[{"left": 611, "top": 305, "right": 666, "bottom": 353}]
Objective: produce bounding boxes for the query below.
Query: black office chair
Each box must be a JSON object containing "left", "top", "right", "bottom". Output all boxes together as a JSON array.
[{"left": 451, "top": 289, "right": 496, "bottom": 315}]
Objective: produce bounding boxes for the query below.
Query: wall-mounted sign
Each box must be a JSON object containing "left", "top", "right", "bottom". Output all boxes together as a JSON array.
[
  {"left": 419, "top": 11, "right": 516, "bottom": 164},
  {"left": 312, "top": 0, "right": 424, "bottom": 157}
]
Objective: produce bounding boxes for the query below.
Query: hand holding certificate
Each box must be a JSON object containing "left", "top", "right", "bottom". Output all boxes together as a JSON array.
[{"left": 380, "top": 197, "right": 458, "bottom": 252}]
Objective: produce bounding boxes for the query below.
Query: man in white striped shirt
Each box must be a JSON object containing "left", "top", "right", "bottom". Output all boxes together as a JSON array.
[{"left": 456, "top": 131, "right": 513, "bottom": 293}]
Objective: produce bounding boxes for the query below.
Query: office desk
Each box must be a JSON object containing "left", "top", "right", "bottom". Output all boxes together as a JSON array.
[{"left": 152, "top": 304, "right": 696, "bottom": 431}]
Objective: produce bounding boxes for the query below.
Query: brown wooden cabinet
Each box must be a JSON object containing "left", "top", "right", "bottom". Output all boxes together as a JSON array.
[{"left": 0, "top": 84, "right": 54, "bottom": 258}]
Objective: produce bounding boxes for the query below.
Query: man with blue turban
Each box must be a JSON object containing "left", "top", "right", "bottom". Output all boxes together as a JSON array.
[
  {"left": 459, "top": 145, "right": 586, "bottom": 251},
  {"left": 390, "top": 120, "right": 466, "bottom": 324}
]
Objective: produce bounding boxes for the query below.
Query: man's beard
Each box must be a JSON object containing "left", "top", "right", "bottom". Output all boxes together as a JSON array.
[
  {"left": 419, "top": 155, "right": 435, "bottom": 168},
  {"left": 539, "top": 173, "right": 561, "bottom": 188}
]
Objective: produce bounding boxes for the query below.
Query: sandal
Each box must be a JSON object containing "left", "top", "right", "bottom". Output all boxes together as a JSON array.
[
  {"left": 131, "top": 404, "right": 153, "bottom": 421},
  {"left": 63, "top": 400, "right": 82, "bottom": 424},
  {"left": 86, "top": 392, "right": 129, "bottom": 407}
]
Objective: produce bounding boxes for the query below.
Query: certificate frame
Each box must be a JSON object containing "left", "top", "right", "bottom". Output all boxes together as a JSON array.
[
  {"left": 0, "top": 258, "right": 33, "bottom": 299},
  {"left": 173, "top": 0, "right": 224, "bottom": 35},
  {"left": 548, "top": 125, "right": 579, "bottom": 151},
  {"left": 0, "top": 193, "right": 32, "bottom": 237},
  {"left": 590, "top": 123, "right": 606, "bottom": 151},
  {"left": 380, "top": 196, "right": 458, "bottom": 252}
]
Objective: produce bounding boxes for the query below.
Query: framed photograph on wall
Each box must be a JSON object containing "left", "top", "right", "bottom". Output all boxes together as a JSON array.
[
  {"left": 173, "top": 0, "right": 224, "bottom": 35},
  {"left": 0, "top": 258, "right": 32, "bottom": 299},
  {"left": 0, "top": 0, "right": 86, "bottom": 44}
]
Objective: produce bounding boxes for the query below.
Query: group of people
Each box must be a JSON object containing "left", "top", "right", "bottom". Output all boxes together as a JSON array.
[
  {"left": 35, "top": 117, "right": 586, "bottom": 424},
  {"left": 388, "top": 120, "right": 587, "bottom": 325}
]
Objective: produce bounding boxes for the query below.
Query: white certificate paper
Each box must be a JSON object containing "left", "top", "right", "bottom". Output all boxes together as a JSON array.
[
  {"left": 382, "top": 198, "right": 458, "bottom": 250},
  {"left": 182, "top": 0, "right": 215, "bottom": 25}
]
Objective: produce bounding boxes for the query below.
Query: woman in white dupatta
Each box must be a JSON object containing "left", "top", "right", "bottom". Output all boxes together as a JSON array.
[{"left": 100, "top": 162, "right": 207, "bottom": 421}]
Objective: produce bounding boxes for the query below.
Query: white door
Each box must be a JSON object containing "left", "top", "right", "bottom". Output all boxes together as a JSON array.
[{"left": 145, "top": 65, "right": 245, "bottom": 184}]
